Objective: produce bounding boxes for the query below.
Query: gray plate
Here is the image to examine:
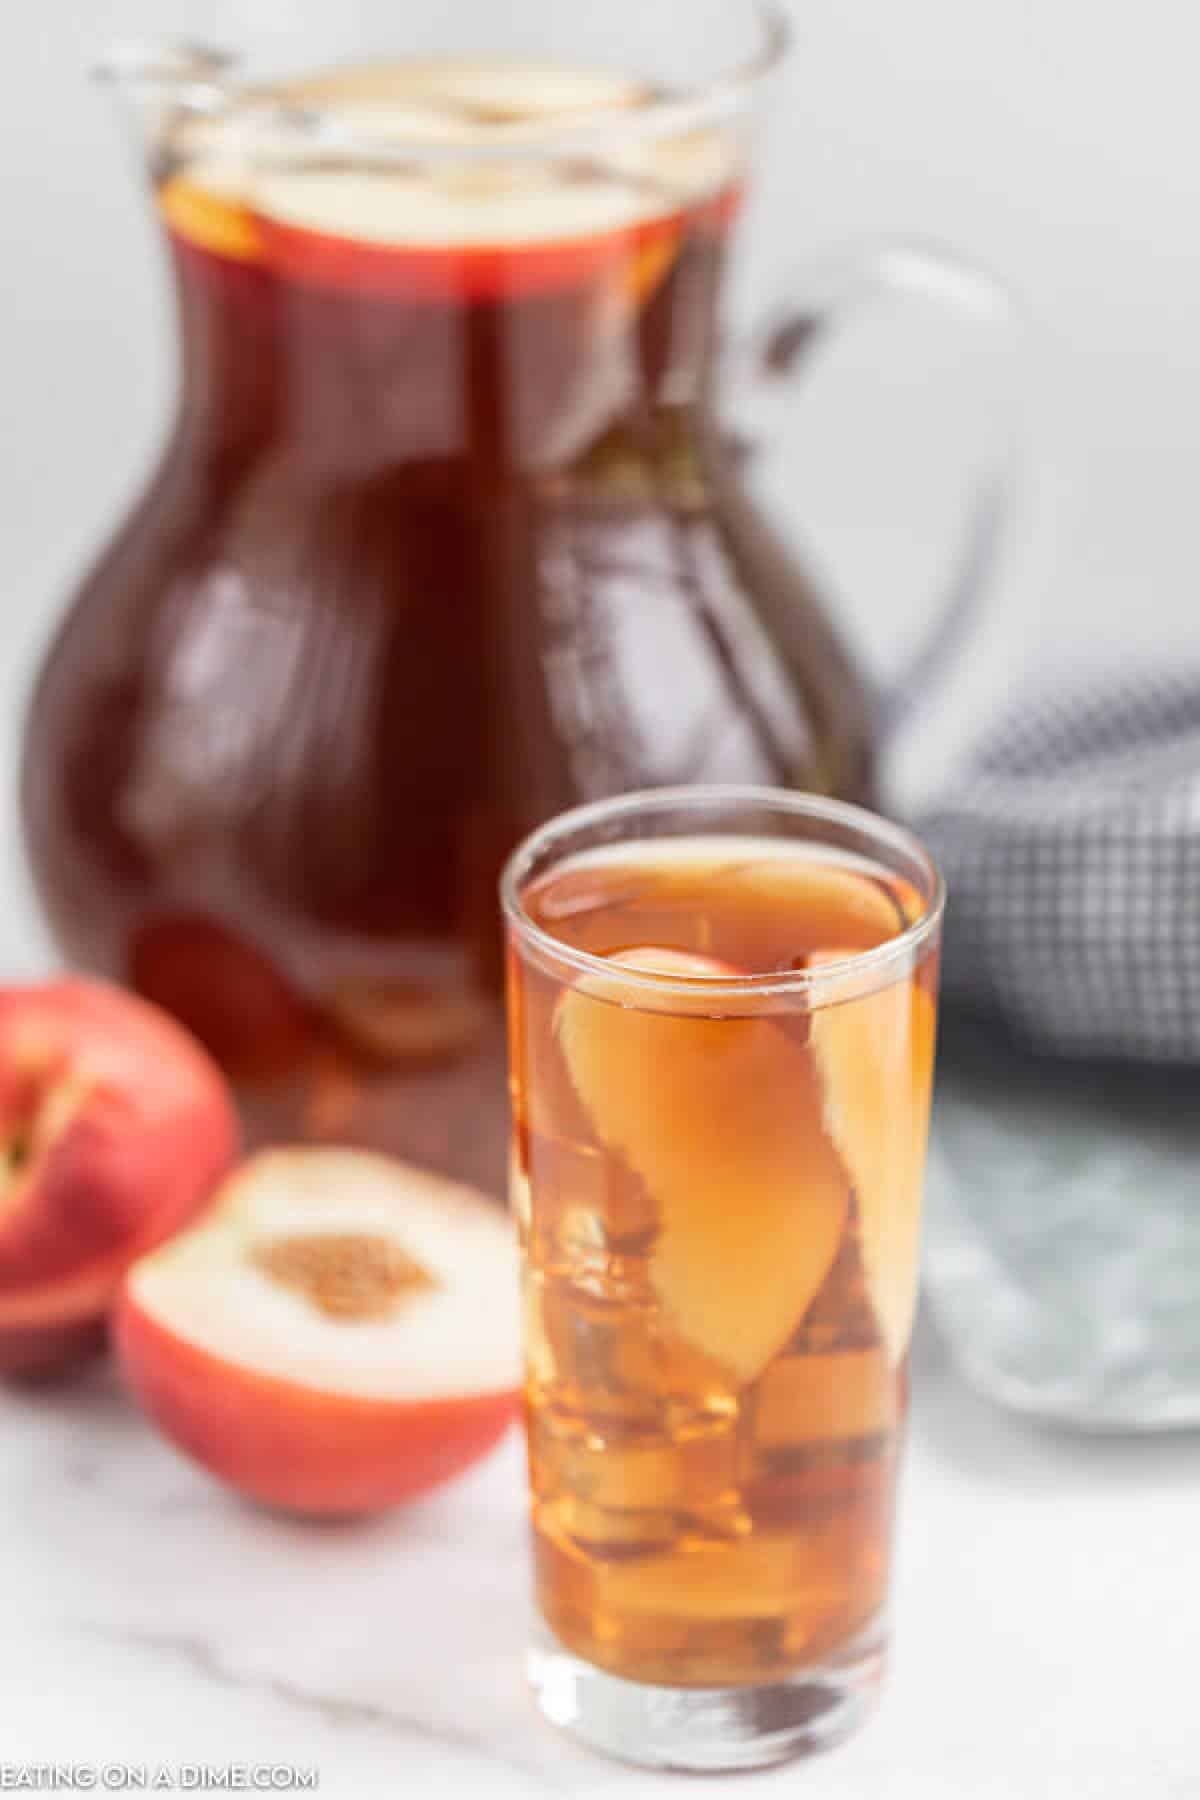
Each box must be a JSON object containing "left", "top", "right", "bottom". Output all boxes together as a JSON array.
[{"left": 923, "top": 1015, "right": 1200, "bottom": 1430}]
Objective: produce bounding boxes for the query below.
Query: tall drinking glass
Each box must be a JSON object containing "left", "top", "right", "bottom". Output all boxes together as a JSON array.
[{"left": 502, "top": 787, "right": 943, "bottom": 1770}]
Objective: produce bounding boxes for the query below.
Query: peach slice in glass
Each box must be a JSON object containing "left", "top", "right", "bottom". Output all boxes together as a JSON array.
[
  {"left": 722, "top": 856, "right": 912, "bottom": 952},
  {"left": 808, "top": 956, "right": 937, "bottom": 1364},
  {"left": 556, "top": 948, "right": 850, "bottom": 1386}
]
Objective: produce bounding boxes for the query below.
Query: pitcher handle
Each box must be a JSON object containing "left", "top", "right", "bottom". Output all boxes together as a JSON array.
[{"left": 730, "top": 240, "right": 1023, "bottom": 740}]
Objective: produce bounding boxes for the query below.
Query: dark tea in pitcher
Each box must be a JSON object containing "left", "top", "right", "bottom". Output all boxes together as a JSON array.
[{"left": 23, "top": 57, "right": 877, "bottom": 1192}]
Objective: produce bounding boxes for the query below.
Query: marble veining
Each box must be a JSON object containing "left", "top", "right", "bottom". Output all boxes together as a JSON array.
[
  {"left": 75, "top": 1621, "right": 573, "bottom": 1791},
  {"left": 3, "top": 1291, "right": 1199, "bottom": 1796}
]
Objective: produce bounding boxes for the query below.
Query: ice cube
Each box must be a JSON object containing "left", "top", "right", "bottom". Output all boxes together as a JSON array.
[
  {"left": 523, "top": 1132, "right": 657, "bottom": 1270},
  {"left": 529, "top": 1406, "right": 740, "bottom": 1559},
  {"left": 529, "top": 1270, "right": 735, "bottom": 1432}
]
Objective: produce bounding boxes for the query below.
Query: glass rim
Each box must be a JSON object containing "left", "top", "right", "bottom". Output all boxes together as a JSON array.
[
  {"left": 97, "top": 6, "right": 791, "bottom": 165},
  {"left": 501, "top": 785, "right": 946, "bottom": 1002}
]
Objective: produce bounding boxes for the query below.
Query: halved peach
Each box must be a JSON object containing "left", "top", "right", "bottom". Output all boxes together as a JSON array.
[
  {"left": 116, "top": 1149, "right": 521, "bottom": 1516},
  {"left": 129, "top": 915, "right": 310, "bottom": 1082},
  {"left": 0, "top": 979, "right": 239, "bottom": 1376},
  {"left": 556, "top": 948, "right": 850, "bottom": 1385},
  {"left": 809, "top": 957, "right": 938, "bottom": 1363}
]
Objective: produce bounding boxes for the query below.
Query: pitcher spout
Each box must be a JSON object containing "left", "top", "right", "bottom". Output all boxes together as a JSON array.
[{"left": 95, "top": 39, "right": 236, "bottom": 163}]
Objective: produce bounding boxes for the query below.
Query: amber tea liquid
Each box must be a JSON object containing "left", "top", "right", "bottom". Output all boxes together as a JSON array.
[{"left": 509, "top": 836, "right": 937, "bottom": 1691}]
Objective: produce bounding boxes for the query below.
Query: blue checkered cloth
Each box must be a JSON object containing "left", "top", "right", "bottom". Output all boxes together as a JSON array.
[{"left": 918, "top": 667, "right": 1200, "bottom": 1062}]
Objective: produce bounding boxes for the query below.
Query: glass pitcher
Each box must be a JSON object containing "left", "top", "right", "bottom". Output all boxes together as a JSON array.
[{"left": 21, "top": 0, "right": 1014, "bottom": 1194}]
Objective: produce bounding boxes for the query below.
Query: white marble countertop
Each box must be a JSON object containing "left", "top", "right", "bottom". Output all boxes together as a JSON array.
[
  {"left": 6, "top": 4, "right": 1200, "bottom": 1792},
  {"left": 3, "top": 1318, "right": 1197, "bottom": 1798}
]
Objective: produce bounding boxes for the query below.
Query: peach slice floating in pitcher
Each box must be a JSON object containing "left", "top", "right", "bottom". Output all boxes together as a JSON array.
[
  {"left": 158, "top": 60, "right": 740, "bottom": 301},
  {"left": 808, "top": 954, "right": 938, "bottom": 1364},
  {"left": 118, "top": 1149, "right": 521, "bottom": 1516},
  {"left": 158, "top": 177, "right": 262, "bottom": 265},
  {"left": 556, "top": 947, "right": 850, "bottom": 1385}
]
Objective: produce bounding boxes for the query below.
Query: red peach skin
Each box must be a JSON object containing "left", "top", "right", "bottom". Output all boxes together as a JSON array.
[
  {"left": 116, "top": 1295, "right": 518, "bottom": 1516},
  {"left": 0, "top": 979, "right": 239, "bottom": 1374}
]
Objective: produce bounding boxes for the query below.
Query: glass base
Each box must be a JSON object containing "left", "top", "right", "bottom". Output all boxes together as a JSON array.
[{"left": 528, "top": 1628, "right": 885, "bottom": 1772}]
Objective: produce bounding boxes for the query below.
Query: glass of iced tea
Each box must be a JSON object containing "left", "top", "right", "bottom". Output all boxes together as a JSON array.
[{"left": 501, "top": 786, "right": 943, "bottom": 1770}]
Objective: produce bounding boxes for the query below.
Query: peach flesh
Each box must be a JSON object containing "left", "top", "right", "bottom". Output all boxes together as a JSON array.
[
  {"left": 118, "top": 1149, "right": 522, "bottom": 1515},
  {"left": 808, "top": 953, "right": 938, "bottom": 1363},
  {"left": 555, "top": 948, "right": 852, "bottom": 1384}
]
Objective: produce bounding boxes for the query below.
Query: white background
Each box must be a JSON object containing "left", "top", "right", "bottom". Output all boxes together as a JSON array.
[
  {"left": 7, "top": 0, "right": 1200, "bottom": 922},
  {"left": 2, "top": 3, "right": 1199, "bottom": 1794}
]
